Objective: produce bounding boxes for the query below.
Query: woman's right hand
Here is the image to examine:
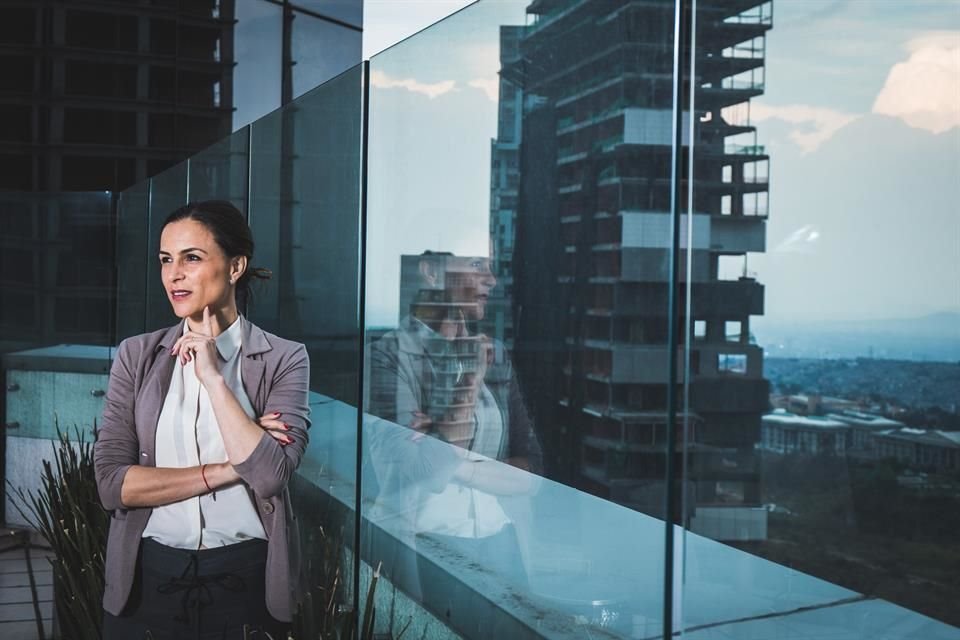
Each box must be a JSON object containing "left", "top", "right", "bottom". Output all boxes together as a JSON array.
[{"left": 257, "top": 412, "right": 295, "bottom": 446}]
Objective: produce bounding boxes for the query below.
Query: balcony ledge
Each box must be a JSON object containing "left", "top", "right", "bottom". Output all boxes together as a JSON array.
[{"left": 303, "top": 393, "right": 959, "bottom": 640}]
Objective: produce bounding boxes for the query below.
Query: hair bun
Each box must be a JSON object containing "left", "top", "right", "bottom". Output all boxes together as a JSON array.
[{"left": 248, "top": 266, "right": 273, "bottom": 281}]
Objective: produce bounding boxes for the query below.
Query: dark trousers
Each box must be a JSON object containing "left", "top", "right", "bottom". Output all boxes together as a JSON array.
[{"left": 103, "top": 538, "right": 289, "bottom": 640}]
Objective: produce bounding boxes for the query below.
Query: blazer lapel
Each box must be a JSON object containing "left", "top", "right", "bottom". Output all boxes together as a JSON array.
[
  {"left": 240, "top": 316, "right": 271, "bottom": 414},
  {"left": 138, "top": 323, "right": 181, "bottom": 463}
]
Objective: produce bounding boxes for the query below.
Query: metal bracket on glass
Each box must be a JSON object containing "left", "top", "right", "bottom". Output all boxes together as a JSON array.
[
  {"left": 6, "top": 383, "right": 19, "bottom": 392},
  {"left": 335, "top": 604, "right": 354, "bottom": 615},
  {"left": 91, "top": 389, "right": 106, "bottom": 397},
  {"left": 5, "top": 422, "right": 20, "bottom": 430}
]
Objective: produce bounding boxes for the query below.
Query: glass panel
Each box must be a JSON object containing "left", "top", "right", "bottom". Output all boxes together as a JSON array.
[
  {"left": 248, "top": 64, "right": 364, "bottom": 635},
  {"left": 231, "top": 0, "right": 283, "bottom": 130},
  {"left": 682, "top": 0, "right": 960, "bottom": 638},
  {"left": 291, "top": 0, "right": 363, "bottom": 28},
  {"left": 361, "top": 1, "right": 676, "bottom": 637},
  {"left": 0, "top": 192, "right": 114, "bottom": 351},
  {"left": 0, "top": 191, "right": 114, "bottom": 528},
  {"left": 187, "top": 125, "right": 250, "bottom": 207},
  {"left": 116, "top": 180, "right": 151, "bottom": 341},
  {"left": 291, "top": 12, "right": 362, "bottom": 99},
  {"left": 144, "top": 160, "right": 188, "bottom": 332}
]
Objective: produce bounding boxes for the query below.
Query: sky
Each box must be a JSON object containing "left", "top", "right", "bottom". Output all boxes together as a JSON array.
[
  {"left": 362, "top": 1, "right": 521, "bottom": 325},
  {"left": 363, "top": 0, "right": 477, "bottom": 59},
  {"left": 358, "top": 0, "right": 960, "bottom": 327},
  {"left": 748, "top": 0, "right": 960, "bottom": 324}
]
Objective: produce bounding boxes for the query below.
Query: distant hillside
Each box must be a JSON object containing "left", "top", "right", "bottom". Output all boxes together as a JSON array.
[{"left": 765, "top": 357, "right": 960, "bottom": 413}]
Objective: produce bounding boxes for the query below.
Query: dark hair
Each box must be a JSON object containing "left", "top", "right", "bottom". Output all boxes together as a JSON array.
[{"left": 163, "top": 200, "right": 271, "bottom": 309}]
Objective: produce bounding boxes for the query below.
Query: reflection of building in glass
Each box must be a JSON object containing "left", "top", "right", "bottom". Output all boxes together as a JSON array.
[
  {"left": 831, "top": 410, "right": 906, "bottom": 460},
  {"left": 771, "top": 393, "right": 860, "bottom": 416},
  {"left": 761, "top": 411, "right": 850, "bottom": 457},
  {"left": 873, "top": 428, "right": 960, "bottom": 474},
  {"left": 501, "top": 0, "right": 773, "bottom": 536},
  {"left": 0, "top": 192, "right": 113, "bottom": 351},
  {"left": 0, "top": 1, "right": 361, "bottom": 193},
  {"left": 0, "top": 1, "right": 235, "bottom": 192},
  {"left": 760, "top": 409, "right": 960, "bottom": 474},
  {"left": 484, "top": 26, "right": 525, "bottom": 351},
  {"left": 0, "top": 1, "right": 361, "bottom": 348}
]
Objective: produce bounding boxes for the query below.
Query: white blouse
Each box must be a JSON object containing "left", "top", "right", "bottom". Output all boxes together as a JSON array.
[
  {"left": 142, "top": 316, "right": 267, "bottom": 549},
  {"left": 410, "top": 319, "right": 510, "bottom": 539},
  {"left": 414, "top": 382, "right": 511, "bottom": 539}
]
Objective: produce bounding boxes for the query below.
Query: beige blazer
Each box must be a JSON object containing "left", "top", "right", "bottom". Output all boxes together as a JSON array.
[{"left": 93, "top": 316, "right": 311, "bottom": 622}]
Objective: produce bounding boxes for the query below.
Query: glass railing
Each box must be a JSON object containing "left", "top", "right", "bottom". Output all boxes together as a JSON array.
[
  {"left": 721, "top": 76, "right": 765, "bottom": 91},
  {"left": 723, "top": 0, "right": 774, "bottom": 26},
  {"left": 725, "top": 143, "right": 766, "bottom": 155},
  {"left": 45, "top": 0, "right": 959, "bottom": 637},
  {"left": 722, "top": 36, "right": 766, "bottom": 60},
  {"left": 686, "top": 0, "right": 959, "bottom": 638},
  {"left": 0, "top": 190, "right": 116, "bottom": 529}
]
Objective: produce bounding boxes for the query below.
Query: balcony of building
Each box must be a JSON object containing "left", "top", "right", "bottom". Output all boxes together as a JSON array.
[
  {"left": 710, "top": 214, "right": 767, "bottom": 253},
  {"left": 560, "top": 341, "right": 757, "bottom": 386},
  {"left": 700, "top": 13, "right": 772, "bottom": 53},
  {"left": 609, "top": 279, "right": 764, "bottom": 317},
  {"left": 698, "top": 83, "right": 765, "bottom": 110},
  {"left": 691, "top": 377, "right": 770, "bottom": 413},
  {"left": 697, "top": 52, "right": 765, "bottom": 79},
  {"left": 11, "top": 356, "right": 952, "bottom": 638}
]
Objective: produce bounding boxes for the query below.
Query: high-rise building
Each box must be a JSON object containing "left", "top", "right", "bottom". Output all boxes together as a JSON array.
[
  {"left": 0, "top": 1, "right": 237, "bottom": 351},
  {"left": 496, "top": 0, "right": 772, "bottom": 538},
  {"left": 0, "top": 0, "right": 238, "bottom": 192},
  {"left": 484, "top": 26, "right": 524, "bottom": 352},
  {"left": 0, "top": 0, "right": 361, "bottom": 193}
]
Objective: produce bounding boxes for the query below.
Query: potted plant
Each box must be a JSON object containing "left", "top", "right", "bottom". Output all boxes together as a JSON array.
[{"left": 9, "top": 421, "right": 108, "bottom": 640}]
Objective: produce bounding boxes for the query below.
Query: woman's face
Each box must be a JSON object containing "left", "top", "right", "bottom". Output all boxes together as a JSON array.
[
  {"left": 159, "top": 218, "right": 240, "bottom": 321},
  {"left": 446, "top": 256, "right": 496, "bottom": 321}
]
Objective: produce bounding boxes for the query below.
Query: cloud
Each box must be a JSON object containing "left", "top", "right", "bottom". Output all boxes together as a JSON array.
[
  {"left": 750, "top": 103, "right": 860, "bottom": 153},
  {"left": 872, "top": 31, "right": 960, "bottom": 134},
  {"left": 467, "top": 77, "right": 499, "bottom": 102},
  {"left": 369, "top": 69, "right": 456, "bottom": 99},
  {"left": 904, "top": 31, "right": 960, "bottom": 55}
]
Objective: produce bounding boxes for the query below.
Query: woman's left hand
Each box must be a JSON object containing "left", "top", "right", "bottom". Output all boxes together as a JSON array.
[
  {"left": 257, "top": 412, "right": 295, "bottom": 446},
  {"left": 171, "top": 306, "right": 221, "bottom": 386}
]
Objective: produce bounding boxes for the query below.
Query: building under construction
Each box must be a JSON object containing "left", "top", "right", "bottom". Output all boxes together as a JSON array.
[
  {"left": 494, "top": 0, "right": 773, "bottom": 539},
  {"left": 0, "top": 0, "right": 239, "bottom": 193}
]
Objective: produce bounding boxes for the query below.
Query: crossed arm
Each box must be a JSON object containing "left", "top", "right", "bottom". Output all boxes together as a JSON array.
[
  {"left": 365, "top": 337, "right": 540, "bottom": 498},
  {"left": 95, "top": 333, "right": 310, "bottom": 511}
]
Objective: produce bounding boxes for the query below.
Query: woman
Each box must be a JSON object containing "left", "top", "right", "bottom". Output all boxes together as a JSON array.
[
  {"left": 94, "top": 200, "right": 310, "bottom": 639},
  {"left": 364, "top": 251, "right": 541, "bottom": 629}
]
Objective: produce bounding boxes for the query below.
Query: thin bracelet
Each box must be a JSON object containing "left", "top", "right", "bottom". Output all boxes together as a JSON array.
[{"left": 200, "top": 464, "right": 213, "bottom": 493}]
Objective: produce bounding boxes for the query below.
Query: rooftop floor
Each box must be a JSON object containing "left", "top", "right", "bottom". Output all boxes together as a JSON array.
[{"left": 0, "top": 529, "right": 53, "bottom": 640}]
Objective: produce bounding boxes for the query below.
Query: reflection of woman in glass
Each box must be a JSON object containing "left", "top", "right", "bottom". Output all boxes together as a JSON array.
[
  {"left": 366, "top": 251, "right": 541, "bottom": 617},
  {"left": 94, "top": 201, "right": 310, "bottom": 639}
]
